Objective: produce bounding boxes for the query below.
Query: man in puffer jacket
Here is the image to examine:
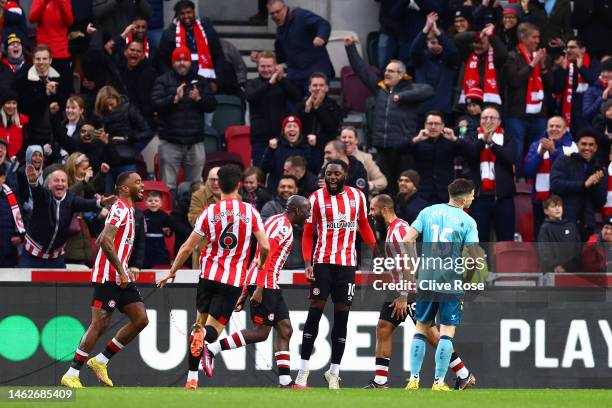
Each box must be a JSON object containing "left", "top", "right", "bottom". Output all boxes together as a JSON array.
[
  {"left": 344, "top": 35, "right": 434, "bottom": 195},
  {"left": 152, "top": 46, "right": 216, "bottom": 193}
]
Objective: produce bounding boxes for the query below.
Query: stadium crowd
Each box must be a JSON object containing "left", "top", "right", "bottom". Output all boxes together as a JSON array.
[{"left": 1, "top": 0, "right": 612, "bottom": 273}]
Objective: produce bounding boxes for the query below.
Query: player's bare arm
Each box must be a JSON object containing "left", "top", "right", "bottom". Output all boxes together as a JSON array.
[
  {"left": 98, "top": 224, "right": 129, "bottom": 288},
  {"left": 250, "top": 230, "right": 270, "bottom": 306},
  {"left": 157, "top": 231, "right": 208, "bottom": 287},
  {"left": 464, "top": 243, "right": 480, "bottom": 283}
]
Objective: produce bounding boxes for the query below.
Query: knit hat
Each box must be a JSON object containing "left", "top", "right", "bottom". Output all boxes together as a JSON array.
[
  {"left": 282, "top": 115, "right": 302, "bottom": 132},
  {"left": 454, "top": 7, "right": 472, "bottom": 23},
  {"left": 0, "top": 89, "right": 18, "bottom": 106},
  {"left": 171, "top": 47, "right": 191, "bottom": 64},
  {"left": 605, "top": 217, "right": 612, "bottom": 226},
  {"left": 465, "top": 87, "right": 484, "bottom": 106},
  {"left": 401, "top": 169, "right": 420, "bottom": 189},
  {"left": 503, "top": 6, "right": 519, "bottom": 16},
  {"left": 5, "top": 33, "right": 21, "bottom": 48}
]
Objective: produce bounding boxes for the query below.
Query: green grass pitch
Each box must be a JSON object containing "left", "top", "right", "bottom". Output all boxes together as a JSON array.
[{"left": 2, "top": 388, "right": 611, "bottom": 408}]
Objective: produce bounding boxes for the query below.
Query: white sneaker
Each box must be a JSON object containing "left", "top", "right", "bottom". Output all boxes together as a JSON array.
[
  {"left": 324, "top": 370, "right": 341, "bottom": 390},
  {"left": 295, "top": 369, "right": 310, "bottom": 387}
]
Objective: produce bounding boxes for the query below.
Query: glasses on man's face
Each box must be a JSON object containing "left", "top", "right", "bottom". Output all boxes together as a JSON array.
[
  {"left": 208, "top": 177, "right": 219, "bottom": 183},
  {"left": 481, "top": 116, "right": 500, "bottom": 121}
]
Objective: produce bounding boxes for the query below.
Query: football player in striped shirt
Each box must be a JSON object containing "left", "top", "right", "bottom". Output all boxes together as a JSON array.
[
  {"left": 297, "top": 159, "right": 376, "bottom": 389},
  {"left": 62, "top": 172, "right": 148, "bottom": 388},
  {"left": 363, "top": 195, "right": 475, "bottom": 390},
  {"left": 157, "top": 164, "right": 270, "bottom": 390},
  {"left": 203, "top": 195, "right": 311, "bottom": 388}
]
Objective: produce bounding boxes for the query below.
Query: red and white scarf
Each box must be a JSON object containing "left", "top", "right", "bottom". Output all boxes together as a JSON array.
[
  {"left": 460, "top": 47, "right": 501, "bottom": 105},
  {"left": 518, "top": 44, "right": 544, "bottom": 114},
  {"left": 562, "top": 53, "right": 591, "bottom": 126},
  {"left": 534, "top": 139, "right": 578, "bottom": 201},
  {"left": 126, "top": 34, "right": 150, "bottom": 58},
  {"left": 478, "top": 127, "right": 504, "bottom": 192},
  {"left": 2, "top": 183, "right": 25, "bottom": 233},
  {"left": 175, "top": 20, "right": 216, "bottom": 79},
  {"left": 602, "top": 162, "right": 612, "bottom": 217}
]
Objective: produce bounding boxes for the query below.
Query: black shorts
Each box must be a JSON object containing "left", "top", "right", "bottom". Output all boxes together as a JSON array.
[
  {"left": 92, "top": 281, "right": 144, "bottom": 313},
  {"left": 196, "top": 278, "right": 242, "bottom": 325},
  {"left": 309, "top": 264, "right": 357, "bottom": 306},
  {"left": 378, "top": 299, "right": 417, "bottom": 327},
  {"left": 247, "top": 286, "right": 290, "bottom": 326}
]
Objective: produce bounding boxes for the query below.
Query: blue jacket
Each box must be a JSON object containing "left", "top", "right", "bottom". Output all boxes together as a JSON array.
[
  {"left": 582, "top": 81, "right": 606, "bottom": 123},
  {"left": 409, "top": 31, "right": 460, "bottom": 114},
  {"left": 26, "top": 182, "right": 100, "bottom": 256},
  {"left": 524, "top": 131, "right": 576, "bottom": 203},
  {"left": 274, "top": 7, "right": 333, "bottom": 81}
]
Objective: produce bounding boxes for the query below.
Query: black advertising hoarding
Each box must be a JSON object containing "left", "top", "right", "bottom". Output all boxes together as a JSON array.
[{"left": 0, "top": 283, "right": 611, "bottom": 388}]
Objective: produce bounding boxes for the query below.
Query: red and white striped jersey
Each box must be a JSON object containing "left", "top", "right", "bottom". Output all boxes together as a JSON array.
[
  {"left": 307, "top": 186, "right": 368, "bottom": 266},
  {"left": 245, "top": 213, "right": 293, "bottom": 289},
  {"left": 385, "top": 217, "right": 411, "bottom": 284},
  {"left": 194, "top": 199, "right": 264, "bottom": 287},
  {"left": 92, "top": 198, "right": 135, "bottom": 284}
]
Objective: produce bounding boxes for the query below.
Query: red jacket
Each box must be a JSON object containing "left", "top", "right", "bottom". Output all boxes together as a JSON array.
[
  {"left": 29, "top": 0, "right": 73, "bottom": 59},
  {"left": 0, "top": 114, "right": 29, "bottom": 159},
  {"left": 581, "top": 233, "right": 607, "bottom": 272}
]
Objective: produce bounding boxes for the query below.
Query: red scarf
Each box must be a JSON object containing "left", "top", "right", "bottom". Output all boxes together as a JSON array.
[
  {"left": 534, "top": 139, "right": 578, "bottom": 201},
  {"left": 562, "top": 53, "right": 591, "bottom": 126},
  {"left": 603, "top": 162, "right": 612, "bottom": 217},
  {"left": 175, "top": 20, "right": 215, "bottom": 79},
  {"left": 518, "top": 44, "right": 544, "bottom": 114},
  {"left": 2, "top": 184, "right": 25, "bottom": 234},
  {"left": 460, "top": 47, "right": 501, "bottom": 105},
  {"left": 126, "top": 34, "right": 149, "bottom": 58},
  {"left": 478, "top": 127, "right": 504, "bottom": 192}
]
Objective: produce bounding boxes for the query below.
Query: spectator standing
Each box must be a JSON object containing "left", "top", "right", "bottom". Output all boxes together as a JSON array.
[
  {"left": 552, "top": 38, "right": 601, "bottom": 134},
  {"left": 292, "top": 72, "right": 343, "bottom": 156},
  {"left": 321, "top": 140, "right": 369, "bottom": 197},
  {"left": 260, "top": 115, "right": 319, "bottom": 191},
  {"left": 0, "top": 162, "right": 24, "bottom": 267},
  {"left": 468, "top": 106, "right": 516, "bottom": 242},
  {"left": 83, "top": 26, "right": 158, "bottom": 127},
  {"left": 266, "top": 0, "right": 333, "bottom": 95},
  {"left": 29, "top": 0, "right": 74, "bottom": 96},
  {"left": 537, "top": 195, "right": 580, "bottom": 273},
  {"left": 395, "top": 169, "right": 429, "bottom": 224},
  {"left": 92, "top": 85, "right": 152, "bottom": 191},
  {"left": 454, "top": 23, "right": 507, "bottom": 112},
  {"left": 572, "top": 0, "right": 612, "bottom": 59},
  {"left": 19, "top": 167, "right": 114, "bottom": 268},
  {"left": 520, "top": 0, "right": 571, "bottom": 49},
  {"left": 51, "top": 95, "right": 108, "bottom": 172},
  {"left": 503, "top": 22, "right": 553, "bottom": 173},
  {"left": 239, "top": 166, "right": 272, "bottom": 212},
  {"left": 157, "top": 1, "right": 225, "bottom": 91},
  {"left": 0, "top": 33, "right": 28, "bottom": 93},
  {"left": 582, "top": 58, "right": 612, "bottom": 124},
  {"left": 92, "top": 0, "right": 152, "bottom": 37},
  {"left": 550, "top": 129, "right": 608, "bottom": 240},
  {"left": 345, "top": 35, "right": 434, "bottom": 195},
  {"left": 581, "top": 216, "right": 612, "bottom": 272},
  {"left": 340, "top": 126, "right": 387, "bottom": 194},
  {"left": 0, "top": 89, "right": 28, "bottom": 161},
  {"left": 17, "top": 44, "right": 66, "bottom": 148},
  {"left": 407, "top": 111, "right": 474, "bottom": 203},
  {"left": 143, "top": 190, "right": 172, "bottom": 268},
  {"left": 0, "top": 136, "right": 18, "bottom": 191},
  {"left": 593, "top": 100, "right": 612, "bottom": 166},
  {"left": 283, "top": 155, "right": 318, "bottom": 198},
  {"left": 152, "top": 46, "right": 216, "bottom": 193},
  {"left": 63, "top": 152, "right": 108, "bottom": 265},
  {"left": 1, "top": 1, "right": 29, "bottom": 50},
  {"left": 499, "top": 5, "right": 520, "bottom": 51},
  {"left": 245, "top": 51, "right": 301, "bottom": 163},
  {"left": 409, "top": 12, "right": 460, "bottom": 120},
  {"left": 17, "top": 145, "right": 44, "bottom": 218},
  {"left": 524, "top": 116, "right": 577, "bottom": 236}
]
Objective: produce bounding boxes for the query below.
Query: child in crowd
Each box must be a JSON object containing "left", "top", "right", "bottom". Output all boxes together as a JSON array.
[
  {"left": 239, "top": 166, "right": 272, "bottom": 212},
  {"left": 143, "top": 190, "right": 172, "bottom": 268},
  {"left": 537, "top": 195, "right": 580, "bottom": 273}
]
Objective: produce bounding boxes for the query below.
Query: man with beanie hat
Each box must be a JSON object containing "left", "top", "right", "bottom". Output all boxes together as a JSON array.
[
  {"left": 500, "top": 6, "right": 520, "bottom": 50},
  {"left": 452, "top": 7, "right": 472, "bottom": 34},
  {"left": 157, "top": 1, "right": 229, "bottom": 93},
  {"left": 394, "top": 169, "right": 429, "bottom": 224},
  {"left": 261, "top": 115, "right": 319, "bottom": 191},
  {"left": 0, "top": 33, "right": 27, "bottom": 92},
  {"left": 151, "top": 45, "right": 217, "bottom": 193}
]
